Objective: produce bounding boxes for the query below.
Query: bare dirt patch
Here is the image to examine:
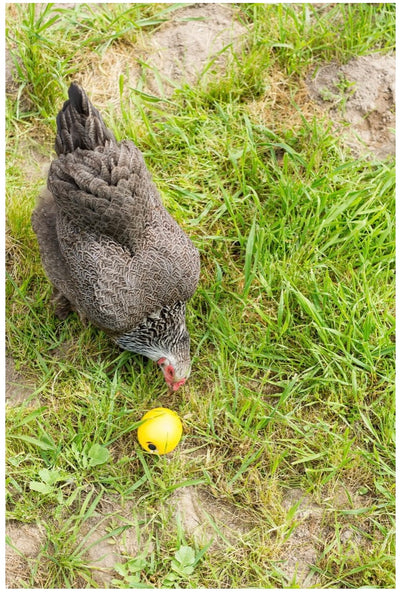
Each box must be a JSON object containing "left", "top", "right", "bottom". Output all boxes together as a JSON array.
[
  {"left": 76, "top": 497, "right": 145, "bottom": 588},
  {"left": 278, "top": 486, "right": 373, "bottom": 587},
  {"left": 143, "top": 3, "right": 247, "bottom": 96},
  {"left": 279, "top": 488, "right": 327, "bottom": 587},
  {"left": 6, "top": 521, "right": 46, "bottom": 588},
  {"left": 168, "top": 485, "right": 253, "bottom": 547},
  {"left": 307, "top": 53, "right": 395, "bottom": 158}
]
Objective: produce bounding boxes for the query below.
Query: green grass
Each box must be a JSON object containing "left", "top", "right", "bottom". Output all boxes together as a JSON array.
[{"left": 6, "top": 2, "right": 395, "bottom": 589}]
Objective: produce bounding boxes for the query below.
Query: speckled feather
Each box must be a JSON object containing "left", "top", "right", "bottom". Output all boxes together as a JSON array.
[{"left": 32, "top": 83, "right": 200, "bottom": 377}]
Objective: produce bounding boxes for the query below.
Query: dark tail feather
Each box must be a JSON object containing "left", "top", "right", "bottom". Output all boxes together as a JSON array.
[{"left": 55, "top": 83, "right": 116, "bottom": 155}]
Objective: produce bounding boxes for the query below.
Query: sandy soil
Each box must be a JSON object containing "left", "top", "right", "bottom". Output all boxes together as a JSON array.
[
  {"left": 307, "top": 53, "right": 395, "bottom": 158},
  {"left": 5, "top": 522, "right": 46, "bottom": 588},
  {"left": 143, "top": 3, "right": 247, "bottom": 96}
]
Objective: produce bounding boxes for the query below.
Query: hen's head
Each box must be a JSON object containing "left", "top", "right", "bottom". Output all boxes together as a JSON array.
[
  {"left": 152, "top": 302, "right": 192, "bottom": 391},
  {"left": 157, "top": 354, "right": 190, "bottom": 392},
  {"left": 115, "top": 302, "right": 192, "bottom": 391}
]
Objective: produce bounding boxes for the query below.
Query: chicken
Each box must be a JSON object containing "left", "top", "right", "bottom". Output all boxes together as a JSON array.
[{"left": 31, "top": 83, "right": 200, "bottom": 390}]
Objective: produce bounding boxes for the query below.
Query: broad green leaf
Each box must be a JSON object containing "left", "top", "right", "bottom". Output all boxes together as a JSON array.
[
  {"left": 174, "top": 545, "right": 196, "bottom": 568},
  {"left": 87, "top": 444, "right": 110, "bottom": 467},
  {"left": 38, "top": 468, "right": 63, "bottom": 485},
  {"left": 29, "top": 480, "right": 54, "bottom": 494}
]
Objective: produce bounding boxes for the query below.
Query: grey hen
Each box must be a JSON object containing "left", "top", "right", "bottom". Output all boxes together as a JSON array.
[{"left": 32, "top": 83, "right": 200, "bottom": 391}]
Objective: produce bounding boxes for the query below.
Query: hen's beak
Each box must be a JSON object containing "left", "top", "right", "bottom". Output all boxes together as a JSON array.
[{"left": 167, "top": 378, "right": 186, "bottom": 393}]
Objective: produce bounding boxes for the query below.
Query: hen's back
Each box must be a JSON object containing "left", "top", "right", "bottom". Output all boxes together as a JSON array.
[{"left": 32, "top": 83, "right": 200, "bottom": 334}]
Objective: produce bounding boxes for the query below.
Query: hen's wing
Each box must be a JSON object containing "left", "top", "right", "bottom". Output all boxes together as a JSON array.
[{"left": 48, "top": 140, "right": 200, "bottom": 334}]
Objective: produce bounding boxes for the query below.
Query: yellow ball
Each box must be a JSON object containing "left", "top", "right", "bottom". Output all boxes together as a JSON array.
[{"left": 137, "top": 407, "right": 183, "bottom": 454}]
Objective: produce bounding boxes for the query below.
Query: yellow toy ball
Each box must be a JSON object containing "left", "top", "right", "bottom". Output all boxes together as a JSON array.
[{"left": 137, "top": 407, "right": 183, "bottom": 454}]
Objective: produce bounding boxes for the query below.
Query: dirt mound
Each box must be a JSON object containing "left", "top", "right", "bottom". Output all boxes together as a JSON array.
[
  {"left": 141, "top": 3, "right": 247, "bottom": 96},
  {"left": 307, "top": 53, "right": 395, "bottom": 158},
  {"left": 6, "top": 522, "right": 46, "bottom": 588},
  {"left": 168, "top": 485, "right": 252, "bottom": 546}
]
